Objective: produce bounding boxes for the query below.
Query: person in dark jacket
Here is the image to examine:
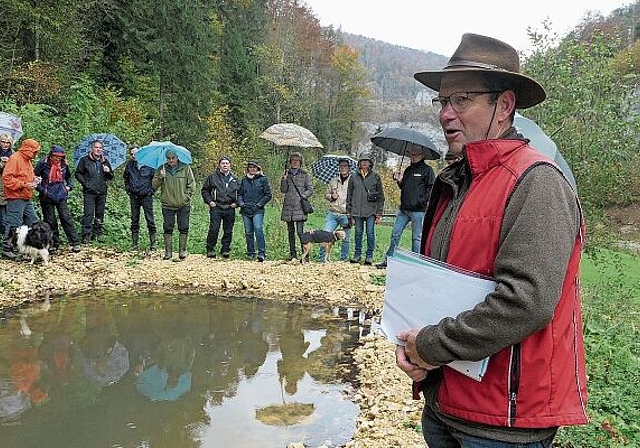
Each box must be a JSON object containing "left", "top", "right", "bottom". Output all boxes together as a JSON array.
[
  {"left": 0, "top": 133, "right": 15, "bottom": 237},
  {"left": 346, "top": 152, "right": 384, "bottom": 265},
  {"left": 34, "top": 145, "right": 81, "bottom": 253},
  {"left": 238, "top": 160, "right": 272, "bottom": 261},
  {"left": 280, "top": 152, "right": 313, "bottom": 261},
  {"left": 123, "top": 146, "right": 156, "bottom": 250},
  {"left": 75, "top": 140, "right": 114, "bottom": 243},
  {"left": 201, "top": 156, "right": 239, "bottom": 259},
  {"left": 377, "top": 145, "right": 435, "bottom": 268}
]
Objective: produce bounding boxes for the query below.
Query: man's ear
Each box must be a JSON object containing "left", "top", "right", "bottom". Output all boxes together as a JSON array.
[{"left": 498, "top": 90, "right": 517, "bottom": 119}]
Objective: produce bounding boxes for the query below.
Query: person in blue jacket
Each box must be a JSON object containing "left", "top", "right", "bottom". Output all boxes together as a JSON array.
[
  {"left": 123, "top": 146, "right": 157, "bottom": 250},
  {"left": 238, "top": 160, "right": 272, "bottom": 261},
  {"left": 34, "top": 145, "right": 81, "bottom": 253}
]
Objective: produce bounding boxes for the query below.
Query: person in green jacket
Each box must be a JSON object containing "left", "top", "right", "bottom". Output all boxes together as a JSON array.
[{"left": 152, "top": 150, "right": 195, "bottom": 261}]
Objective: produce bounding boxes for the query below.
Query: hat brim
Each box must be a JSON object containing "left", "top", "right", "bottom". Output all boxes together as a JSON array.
[{"left": 414, "top": 68, "right": 546, "bottom": 109}]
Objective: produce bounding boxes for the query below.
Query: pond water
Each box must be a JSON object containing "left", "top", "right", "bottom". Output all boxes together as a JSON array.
[{"left": 0, "top": 291, "right": 364, "bottom": 448}]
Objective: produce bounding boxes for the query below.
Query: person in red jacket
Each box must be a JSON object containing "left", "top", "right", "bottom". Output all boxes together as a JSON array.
[
  {"left": 395, "top": 34, "right": 588, "bottom": 447},
  {"left": 1, "top": 138, "right": 41, "bottom": 259}
]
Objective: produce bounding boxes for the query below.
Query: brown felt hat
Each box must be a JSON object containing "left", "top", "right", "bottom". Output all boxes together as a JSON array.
[{"left": 414, "top": 33, "right": 546, "bottom": 109}]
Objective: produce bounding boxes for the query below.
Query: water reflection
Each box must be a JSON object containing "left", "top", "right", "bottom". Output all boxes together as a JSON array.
[{"left": 0, "top": 292, "right": 361, "bottom": 447}]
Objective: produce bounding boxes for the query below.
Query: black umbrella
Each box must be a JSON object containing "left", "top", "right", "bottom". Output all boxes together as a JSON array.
[{"left": 371, "top": 128, "right": 441, "bottom": 160}]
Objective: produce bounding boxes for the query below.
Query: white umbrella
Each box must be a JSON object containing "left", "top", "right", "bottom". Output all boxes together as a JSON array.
[{"left": 259, "top": 123, "right": 323, "bottom": 148}]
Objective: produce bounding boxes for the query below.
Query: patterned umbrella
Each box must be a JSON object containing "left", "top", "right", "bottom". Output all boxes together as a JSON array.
[
  {"left": 259, "top": 123, "right": 323, "bottom": 148},
  {"left": 0, "top": 112, "right": 23, "bottom": 142},
  {"left": 371, "top": 128, "right": 441, "bottom": 160},
  {"left": 311, "top": 155, "right": 357, "bottom": 184},
  {"left": 73, "top": 133, "right": 127, "bottom": 169},
  {"left": 135, "top": 141, "right": 192, "bottom": 169}
]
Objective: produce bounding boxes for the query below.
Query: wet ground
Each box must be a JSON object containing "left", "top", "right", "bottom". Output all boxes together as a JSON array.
[{"left": 0, "top": 249, "right": 426, "bottom": 448}]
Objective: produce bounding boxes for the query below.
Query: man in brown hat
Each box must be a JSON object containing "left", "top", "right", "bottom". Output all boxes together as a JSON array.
[{"left": 395, "top": 34, "right": 588, "bottom": 447}]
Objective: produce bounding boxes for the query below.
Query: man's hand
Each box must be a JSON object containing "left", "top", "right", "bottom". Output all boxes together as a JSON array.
[
  {"left": 209, "top": 201, "right": 216, "bottom": 208},
  {"left": 397, "top": 330, "right": 439, "bottom": 371},
  {"left": 396, "top": 345, "right": 429, "bottom": 382}
]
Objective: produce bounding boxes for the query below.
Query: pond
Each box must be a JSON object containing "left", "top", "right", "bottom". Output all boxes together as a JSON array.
[{"left": 0, "top": 291, "right": 364, "bottom": 448}]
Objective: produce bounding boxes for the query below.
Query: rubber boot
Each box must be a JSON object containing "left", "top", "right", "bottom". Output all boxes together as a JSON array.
[
  {"left": 131, "top": 232, "right": 139, "bottom": 250},
  {"left": 1, "top": 227, "right": 17, "bottom": 260},
  {"left": 163, "top": 234, "right": 173, "bottom": 260},
  {"left": 178, "top": 233, "right": 188, "bottom": 260},
  {"left": 149, "top": 232, "right": 157, "bottom": 251}
]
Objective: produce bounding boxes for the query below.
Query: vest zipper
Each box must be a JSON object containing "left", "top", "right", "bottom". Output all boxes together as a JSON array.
[{"left": 508, "top": 343, "right": 521, "bottom": 426}]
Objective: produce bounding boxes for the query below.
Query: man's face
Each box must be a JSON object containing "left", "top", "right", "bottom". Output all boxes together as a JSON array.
[
  {"left": 437, "top": 73, "right": 501, "bottom": 157},
  {"left": 247, "top": 165, "right": 258, "bottom": 174},
  {"left": 129, "top": 149, "right": 138, "bottom": 160},
  {"left": 219, "top": 159, "right": 231, "bottom": 173},
  {"left": 409, "top": 147, "right": 424, "bottom": 163},
  {"left": 166, "top": 155, "right": 178, "bottom": 167},
  {"left": 91, "top": 142, "right": 104, "bottom": 158},
  {"left": 338, "top": 163, "right": 350, "bottom": 175},
  {"left": 0, "top": 137, "right": 11, "bottom": 150}
]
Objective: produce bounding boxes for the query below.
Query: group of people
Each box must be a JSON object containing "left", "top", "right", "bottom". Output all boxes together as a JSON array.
[{"left": 0, "top": 30, "right": 590, "bottom": 448}]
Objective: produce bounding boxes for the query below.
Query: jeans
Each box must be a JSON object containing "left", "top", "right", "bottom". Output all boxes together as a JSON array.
[
  {"left": 421, "top": 405, "right": 556, "bottom": 448},
  {"left": 40, "top": 198, "right": 80, "bottom": 247},
  {"left": 207, "top": 207, "right": 235, "bottom": 253},
  {"left": 81, "top": 193, "right": 107, "bottom": 239},
  {"left": 242, "top": 213, "right": 266, "bottom": 258},
  {"left": 353, "top": 215, "right": 375, "bottom": 260},
  {"left": 129, "top": 195, "right": 156, "bottom": 233},
  {"left": 318, "top": 212, "right": 351, "bottom": 261},
  {"left": 162, "top": 205, "right": 190, "bottom": 235},
  {"left": 385, "top": 209, "right": 425, "bottom": 258}
]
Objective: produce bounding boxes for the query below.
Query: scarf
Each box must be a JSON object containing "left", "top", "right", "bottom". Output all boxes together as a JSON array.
[{"left": 49, "top": 158, "right": 64, "bottom": 183}]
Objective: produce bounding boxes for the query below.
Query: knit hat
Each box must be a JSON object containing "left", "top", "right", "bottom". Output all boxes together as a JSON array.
[
  {"left": 50, "top": 145, "right": 65, "bottom": 156},
  {"left": 247, "top": 160, "right": 262, "bottom": 170},
  {"left": 358, "top": 152, "right": 374, "bottom": 167},
  {"left": 166, "top": 149, "right": 177, "bottom": 159},
  {"left": 289, "top": 152, "right": 303, "bottom": 165},
  {"left": 218, "top": 156, "right": 231, "bottom": 164}
]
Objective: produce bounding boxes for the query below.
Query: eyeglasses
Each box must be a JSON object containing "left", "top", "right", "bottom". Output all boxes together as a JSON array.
[
  {"left": 431, "top": 91, "right": 501, "bottom": 113},
  {"left": 0, "top": 141, "right": 10, "bottom": 144}
]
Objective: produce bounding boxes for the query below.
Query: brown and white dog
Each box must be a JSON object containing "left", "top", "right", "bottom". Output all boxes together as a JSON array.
[
  {"left": 299, "top": 229, "right": 346, "bottom": 263},
  {"left": 10, "top": 222, "right": 54, "bottom": 264}
]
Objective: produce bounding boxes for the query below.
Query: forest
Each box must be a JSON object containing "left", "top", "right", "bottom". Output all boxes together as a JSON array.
[{"left": 2, "top": 0, "right": 640, "bottom": 241}]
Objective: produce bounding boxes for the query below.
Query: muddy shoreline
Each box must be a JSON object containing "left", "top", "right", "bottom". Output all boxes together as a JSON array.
[{"left": 0, "top": 248, "right": 426, "bottom": 447}]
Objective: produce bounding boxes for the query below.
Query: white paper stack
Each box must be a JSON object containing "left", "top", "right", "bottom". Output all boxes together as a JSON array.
[{"left": 378, "top": 249, "right": 495, "bottom": 381}]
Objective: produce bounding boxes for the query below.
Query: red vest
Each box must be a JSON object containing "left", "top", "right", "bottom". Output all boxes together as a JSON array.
[{"left": 422, "top": 139, "right": 588, "bottom": 428}]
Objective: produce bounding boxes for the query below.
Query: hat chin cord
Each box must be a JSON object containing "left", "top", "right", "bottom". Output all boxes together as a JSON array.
[{"left": 485, "top": 102, "right": 499, "bottom": 141}]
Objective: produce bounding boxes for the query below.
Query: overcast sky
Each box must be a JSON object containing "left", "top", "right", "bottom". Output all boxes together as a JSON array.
[{"left": 302, "top": 0, "right": 631, "bottom": 57}]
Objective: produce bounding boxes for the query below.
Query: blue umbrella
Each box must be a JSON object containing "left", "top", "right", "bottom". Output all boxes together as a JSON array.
[
  {"left": 73, "top": 133, "right": 127, "bottom": 169},
  {"left": 135, "top": 141, "right": 192, "bottom": 169},
  {"left": 136, "top": 365, "right": 192, "bottom": 402}
]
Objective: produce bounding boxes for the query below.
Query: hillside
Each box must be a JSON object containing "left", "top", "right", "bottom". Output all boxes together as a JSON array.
[{"left": 341, "top": 32, "right": 447, "bottom": 124}]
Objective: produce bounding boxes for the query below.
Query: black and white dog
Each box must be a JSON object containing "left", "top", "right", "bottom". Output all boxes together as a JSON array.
[{"left": 10, "top": 222, "right": 54, "bottom": 264}]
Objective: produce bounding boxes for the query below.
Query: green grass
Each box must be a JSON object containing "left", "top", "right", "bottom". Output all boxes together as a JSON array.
[{"left": 555, "top": 249, "right": 640, "bottom": 447}]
